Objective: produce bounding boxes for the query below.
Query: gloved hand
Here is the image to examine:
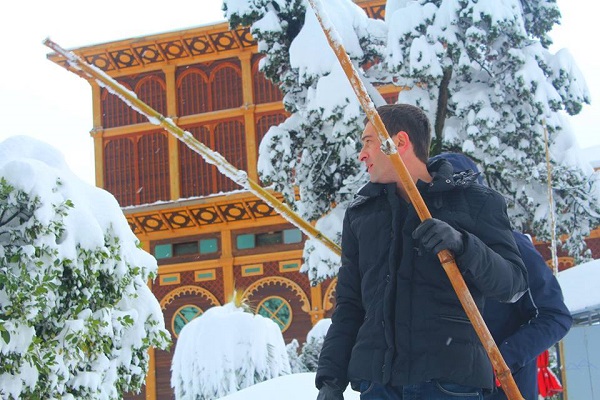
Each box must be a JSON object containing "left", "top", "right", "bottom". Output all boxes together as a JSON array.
[
  {"left": 316, "top": 380, "right": 344, "bottom": 400},
  {"left": 412, "top": 218, "right": 465, "bottom": 255}
]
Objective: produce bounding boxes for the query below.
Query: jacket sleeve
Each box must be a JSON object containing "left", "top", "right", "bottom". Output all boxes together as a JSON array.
[
  {"left": 315, "top": 212, "right": 364, "bottom": 390},
  {"left": 455, "top": 188, "right": 528, "bottom": 303},
  {"left": 497, "top": 232, "right": 573, "bottom": 372}
]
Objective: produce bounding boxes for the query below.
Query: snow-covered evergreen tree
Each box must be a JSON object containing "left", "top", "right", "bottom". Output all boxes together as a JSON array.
[
  {"left": 299, "top": 318, "right": 331, "bottom": 372},
  {"left": 384, "top": 0, "right": 598, "bottom": 261},
  {"left": 171, "top": 293, "right": 290, "bottom": 399},
  {"left": 286, "top": 339, "right": 308, "bottom": 373},
  {"left": 0, "top": 136, "right": 171, "bottom": 399},
  {"left": 225, "top": 0, "right": 600, "bottom": 283}
]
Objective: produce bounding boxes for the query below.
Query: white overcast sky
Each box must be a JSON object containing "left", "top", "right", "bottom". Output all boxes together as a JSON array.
[{"left": 0, "top": 0, "right": 597, "bottom": 185}]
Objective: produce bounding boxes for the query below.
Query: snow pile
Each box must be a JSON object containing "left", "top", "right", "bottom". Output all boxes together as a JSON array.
[
  {"left": 218, "top": 372, "right": 360, "bottom": 400},
  {"left": 171, "top": 301, "right": 290, "bottom": 399},
  {"left": 558, "top": 259, "right": 600, "bottom": 315}
]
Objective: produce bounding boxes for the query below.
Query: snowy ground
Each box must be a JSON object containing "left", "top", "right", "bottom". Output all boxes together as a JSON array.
[{"left": 218, "top": 372, "right": 359, "bottom": 400}]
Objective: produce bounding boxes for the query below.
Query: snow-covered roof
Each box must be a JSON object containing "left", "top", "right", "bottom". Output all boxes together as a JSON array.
[{"left": 558, "top": 259, "right": 600, "bottom": 325}]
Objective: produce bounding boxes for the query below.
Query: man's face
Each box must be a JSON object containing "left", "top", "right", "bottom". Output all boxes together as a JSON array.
[{"left": 358, "top": 122, "right": 397, "bottom": 184}]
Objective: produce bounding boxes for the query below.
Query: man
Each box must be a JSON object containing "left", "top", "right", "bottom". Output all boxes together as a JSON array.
[
  {"left": 434, "top": 152, "right": 572, "bottom": 400},
  {"left": 315, "top": 104, "right": 528, "bottom": 400}
]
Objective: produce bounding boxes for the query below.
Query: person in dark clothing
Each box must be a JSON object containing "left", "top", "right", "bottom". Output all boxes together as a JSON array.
[
  {"left": 433, "top": 152, "right": 573, "bottom": 400},
  {"left": 315, "top": 104, "right": 528, "bottom": 400}
]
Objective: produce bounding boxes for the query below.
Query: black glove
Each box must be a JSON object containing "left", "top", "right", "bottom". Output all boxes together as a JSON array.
[
  {"left": 316, "top": 380, "right": 344, "bottom": 400},
  {"left": 412, "top": 218, "right": 465, "bottom": 256}
]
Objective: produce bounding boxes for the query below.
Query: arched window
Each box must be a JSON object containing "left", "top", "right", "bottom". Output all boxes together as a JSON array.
[
  {"left": 101, "top": 83, "right": 137, "bottom": 128},
  {"left": 104, "top": 137, "right": 136, "bottom": 205},
  {"left": 210, "top": 64, "right": 243, "bottom": 111},
  {"left": 214, "top": 120, "right": 246, "bottom": 193},
  {"left": 137, "top": 132, "right": 170, "bottom": 204},
  {"left": 135, "top": 76, "right": 167, "bottom": 123},
  {"left": 256, "top": 296, "right": 292, "bottom": 332},
  {"left": 252, "top": 55, "right": 283, "bottom": 104},
  {"left": 177, "top": 68, "right": 210, "bottom": 116},
  {"left": 179, "top": 125, "right": 215, "bottom": 197},
  {"left": 172, "top": 305, "right": 203, "bottom": 337},
  {"left": 255, "top": 113, "right": 287, "bottom": 157}
]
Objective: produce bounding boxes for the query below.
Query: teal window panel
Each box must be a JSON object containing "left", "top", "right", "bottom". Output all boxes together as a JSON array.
[
  {"left": 199, "top": 238, "right": 218, "bottom": 254},
  {"left": 283, "top": 228, "right": 302, "bottom": 244},
  {"left": 174, "top": 305, "right": 202, "bottom": 336},
  {"left": 237, "top": 233, "right": 256, "bottom": 249},
  {"left": 154, "top": 244, "right": 172, "bottom": 259},
  {"left": 257, "top": 296, "right": 291, "bottom": 331},
  {"left": 282, "top": 262, "right": 299, "bottom": 270},
  {"left": 196, "top": 271, "right": 215, "bottom": 280}
]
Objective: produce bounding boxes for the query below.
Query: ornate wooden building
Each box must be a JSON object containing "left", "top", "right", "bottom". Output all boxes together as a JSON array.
[{"left": 47, "top": 1, "right": 600, "bottom": 399}]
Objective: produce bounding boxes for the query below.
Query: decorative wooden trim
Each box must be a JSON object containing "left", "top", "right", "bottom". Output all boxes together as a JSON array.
[
  {"left": 323, "top": 277, "right": 338, "bottom": 312},
  {"left": 159, "top": 285, "right": 221, "bottom": 310},
  {"left": 194, "top": 268, "right": 217, "bottom": 282},
  {"left": 47, "top": 23, "right": 256, "bottom": 76},
  {"left": 546, "top": 256, "right": 575, "bottom": 271},
  {"left": 241, "top": 263, "right": 264, "bottom": 277},
  {"left": 279, "top": 259, "right": 301, "bottom": 273},
  {"left": 155, "top": 249, "right": 303, "bottom": 276},
  {"left": 159, "top": 273, "right": 181, "bottom": 286},
  {"left": 243, "top": 276, "right": 310, "bottom": 313},
  {"left": 125, "top": 193, "right": 285, "bottom": 238}
]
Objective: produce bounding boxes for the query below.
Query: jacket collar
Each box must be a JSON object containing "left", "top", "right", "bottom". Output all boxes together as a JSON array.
[{"left": 350, "top": 159, "right": 479, "bottom": 209}]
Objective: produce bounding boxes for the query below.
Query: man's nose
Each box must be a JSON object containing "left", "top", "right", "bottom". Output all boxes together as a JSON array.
[{"left": 358, "top": 148, "right": 367, "bottom": 162}]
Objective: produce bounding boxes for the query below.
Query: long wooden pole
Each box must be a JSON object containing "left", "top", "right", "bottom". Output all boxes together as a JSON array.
[
  {"left": 542, "top": 120, "right": 568, "bottom": 399},
  {"left": 305, "top": 1, "right": 523, "bottom": 398},
  {"left": 43, "top": 38, "right": 341, "bottom": 258}
]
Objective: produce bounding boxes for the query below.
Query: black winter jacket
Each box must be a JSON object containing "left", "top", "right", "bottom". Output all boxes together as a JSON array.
[{"left": 316, "top": 159, "right": 528, "bottom": 391}]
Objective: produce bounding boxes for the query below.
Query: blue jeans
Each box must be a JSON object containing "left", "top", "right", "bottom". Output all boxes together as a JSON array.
[{"left": 359, "top": 380, "right": 483, "bottom": 400}]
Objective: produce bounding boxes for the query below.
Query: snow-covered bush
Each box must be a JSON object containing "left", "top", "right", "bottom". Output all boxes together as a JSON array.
[
  {"left": 171, "top": 297, "right": 291, "bottom": 399},
  {"left": 286, "top": 318, "right": 332, "bottom": 373},
  {"left": 286, "top": 339, "right": 308, "bottom": 374},
  {"left": 0, "top": 136, "right": 171, "bottom": 399},
  {"left": 299, "top": 318, "right": 331, "bottom": 372}
]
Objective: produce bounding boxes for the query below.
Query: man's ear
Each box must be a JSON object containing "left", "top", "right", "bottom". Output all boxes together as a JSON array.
[{"left": 395, "top": 131, "right": 410, "bottom": 153}]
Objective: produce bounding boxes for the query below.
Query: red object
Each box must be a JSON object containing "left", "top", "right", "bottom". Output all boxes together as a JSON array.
[{"left": 537, "top": 349, "right": 563, "bottom": 397}]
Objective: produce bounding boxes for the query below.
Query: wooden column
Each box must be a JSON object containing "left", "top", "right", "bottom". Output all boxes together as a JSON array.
[
  {"left": 164, "top": 65, "right": 181, "bottom": 200},
  {"left": 239, "top": 51, "right": 259, "bottom": 182},
  {"left": 145, "top": 277, "right": 157, "bottom": 400},
  {"left": 221, "top": 229, "right": 235, "bottom": 302},
  {"left": 90, "top": 81, "right": 105, "bottom": 188},
  {"left": 310, "top": 284, "right": 325, "bottom": 325}
]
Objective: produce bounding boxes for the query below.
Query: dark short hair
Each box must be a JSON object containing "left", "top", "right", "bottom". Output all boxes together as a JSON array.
[{"left": 365, "top": 104, "right": 431, "bottom": 163}]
